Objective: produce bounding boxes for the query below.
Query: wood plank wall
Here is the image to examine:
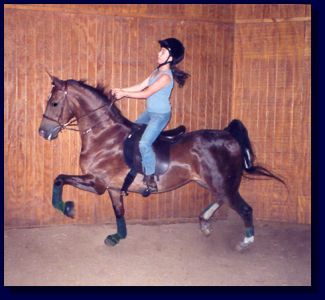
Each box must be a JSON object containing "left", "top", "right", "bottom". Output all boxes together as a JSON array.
[
  {"left": 232, "top": 4, "right": 311, "bottom": 223},
  {"left": 5, "top": 4, "right": 235, "bottom": 22},
  {"left": 4, "top": 4, "right": 310, "bottom": 227},
  {"left": 4, "top": 4, "right": 233, "bottom": 227}
]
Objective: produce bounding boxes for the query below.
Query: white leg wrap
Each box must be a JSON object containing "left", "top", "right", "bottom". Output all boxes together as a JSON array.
[
  {"left": 202, "top": 203, "right": 219, "bottom": 220},
  {"left": 236, "top": 235, "right": 255, "bottom": 251},
  {"left": 243, "top": 236, "right": 254, "bottom": 244}
]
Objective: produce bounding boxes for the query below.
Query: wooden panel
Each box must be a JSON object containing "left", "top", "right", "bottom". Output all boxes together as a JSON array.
[
  {"left": 234, "top": 4, "right": 310, "bottom": 21},
  {"left": 232, "top": 18, "right": 311, "bottom": 223},
  {"left": 4, "top": 6, "right": 232, "bottom": 227},
  {"left": 5, "top": 4, "right": 235, "bottom": 23},
  {"left": 4, "top": 4, "right": 310, "bottom": 227}
]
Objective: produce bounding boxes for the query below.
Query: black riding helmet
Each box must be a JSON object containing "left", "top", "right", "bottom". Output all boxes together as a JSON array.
[{"left": 158, "top": 38, "right": 185, "bottom": 68}]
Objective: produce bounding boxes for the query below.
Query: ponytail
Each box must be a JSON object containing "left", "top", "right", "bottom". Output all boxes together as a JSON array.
[{"left": 171, "top": 65, "right": 190, "bottom": 88}]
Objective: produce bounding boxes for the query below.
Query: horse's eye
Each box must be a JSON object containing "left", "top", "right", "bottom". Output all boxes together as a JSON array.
[{"left": 52, "top": 102, "right": 58, "bottom": 107}]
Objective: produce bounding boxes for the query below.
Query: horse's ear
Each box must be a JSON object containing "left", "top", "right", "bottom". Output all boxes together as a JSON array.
[
  {"left": 51, "top": 76, "right": 64, "bottom": 89},
  {"left": 45, "top": 69, "right": 54, "bottom": 83},
  {"left": 45, "top": 69, "right": 64, "bottom": 88},
  {"left": 45, "top": 69, "right": 52, "bottom": 78}
]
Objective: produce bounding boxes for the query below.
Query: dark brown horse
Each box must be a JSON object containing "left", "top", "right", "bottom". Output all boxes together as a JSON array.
[{"left": 39, "top": 75, "right": 285, "bottom": 251}]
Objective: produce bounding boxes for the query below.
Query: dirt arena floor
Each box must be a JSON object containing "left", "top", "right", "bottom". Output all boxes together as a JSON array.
[{"left": 4, "top": 212, "right": 311, "bottom": 286}]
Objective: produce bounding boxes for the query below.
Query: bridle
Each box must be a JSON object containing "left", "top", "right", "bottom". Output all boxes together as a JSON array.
[{"left": 42, "top": 81, "right": 116, "bottom": 135}]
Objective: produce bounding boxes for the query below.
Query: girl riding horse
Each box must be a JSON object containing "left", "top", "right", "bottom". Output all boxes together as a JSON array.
[{"left": 112, "top": 38, "right": 190, "bottom": 195}]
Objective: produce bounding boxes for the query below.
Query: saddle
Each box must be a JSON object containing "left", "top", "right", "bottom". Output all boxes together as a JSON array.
[
  {"left": 121, "top": 124, "right": 186, "bottom": 196},
  {"left": 123, "top": 124, "right": 186, "bottom": 175}
]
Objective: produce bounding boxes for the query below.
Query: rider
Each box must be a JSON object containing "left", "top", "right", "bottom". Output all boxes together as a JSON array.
[{"left": 112, "top": 38, "right": 190, "bottom": 194}]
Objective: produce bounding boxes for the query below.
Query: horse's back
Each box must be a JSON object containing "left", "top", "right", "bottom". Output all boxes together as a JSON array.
[
  {"left": 173, "top": 128, "right": 235, "bottom": 146},
  {"left": 173, "top": 130, "right": 243, "bottom": 177}
]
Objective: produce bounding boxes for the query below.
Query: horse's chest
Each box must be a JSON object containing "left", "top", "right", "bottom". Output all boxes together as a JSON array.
[{"left": 79, "top": 146, "right": 124, "bottom": 174}]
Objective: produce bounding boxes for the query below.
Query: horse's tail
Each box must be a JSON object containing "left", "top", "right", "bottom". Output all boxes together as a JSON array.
[{"left": 224, "top": 119, "right": 286, "bottom": 186}]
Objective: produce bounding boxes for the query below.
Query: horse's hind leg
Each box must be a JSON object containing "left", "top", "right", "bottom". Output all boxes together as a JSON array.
[
  {"left": 105, "top": 189, "right": 127, "bottom": 247},
  {"left": 228, "top": 192, "right": 255, "bottom": 251},
  {"left": 199, "top": 198, "right": 224, "bottom": 236}
]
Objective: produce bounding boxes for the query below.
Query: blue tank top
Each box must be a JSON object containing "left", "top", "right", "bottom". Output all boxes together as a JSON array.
[{"left": 146, "top": 69, "right": 174, "bottom": 113}]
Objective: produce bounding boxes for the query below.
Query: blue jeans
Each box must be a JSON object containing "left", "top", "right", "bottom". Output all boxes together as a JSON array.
[{"left": 135, "top": 110, "right": 171, "bottom": 175}]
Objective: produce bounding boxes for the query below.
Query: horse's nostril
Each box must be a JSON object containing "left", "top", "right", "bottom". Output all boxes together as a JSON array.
[{"left": 39, "top": 128, "right": 46, "bottom": 137}]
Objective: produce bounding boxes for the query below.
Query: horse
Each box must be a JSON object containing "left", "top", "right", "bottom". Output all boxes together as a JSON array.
[{"left": 38, "top": 74, "right": 285, "bottom": 251}]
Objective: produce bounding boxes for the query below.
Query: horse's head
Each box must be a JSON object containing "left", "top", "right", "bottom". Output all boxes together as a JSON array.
[{"left": 39, "top": 74, "right": 74, "bottom": 140}]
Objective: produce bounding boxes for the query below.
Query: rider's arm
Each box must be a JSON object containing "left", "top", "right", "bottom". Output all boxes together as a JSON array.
[
  {"left": 116, "top": 74, "right": 171, "bottom": 99},
  {"left": 119, "top": 76, "right": 151, "bottom": 92}
]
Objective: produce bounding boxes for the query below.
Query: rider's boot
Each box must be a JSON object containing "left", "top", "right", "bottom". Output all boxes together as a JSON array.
[{"left": 142, "top": 174, "right": 158, "bottom": 197}]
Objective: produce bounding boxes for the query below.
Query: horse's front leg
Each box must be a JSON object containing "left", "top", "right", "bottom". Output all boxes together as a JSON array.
[
  {"left": 105, "top": 189, "right": 127, "bottom": 247},
  {"left": 52, "top": 174, "right": 106, "bottom": 218}
]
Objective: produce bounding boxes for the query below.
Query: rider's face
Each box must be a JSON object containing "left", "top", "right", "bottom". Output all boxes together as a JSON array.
[{"left": 157, "top": 47, "right": 172, "bottom": 65}]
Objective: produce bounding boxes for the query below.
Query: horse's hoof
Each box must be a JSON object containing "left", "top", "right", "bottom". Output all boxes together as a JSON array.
[
  {"left": 200, "top": 220, "right": 211, "bottom": 236},
  {"left": 64, "top": 201, "right": 75, "bottom": 218},
  {"left": 142, "top": 188, "right": 151, "bottom": 197},
  {"left": 236, "top": 236, "right": 254, "bottom": 252},
  {"left": 104, "top": 234, "right": 121, "bottom": 247}
]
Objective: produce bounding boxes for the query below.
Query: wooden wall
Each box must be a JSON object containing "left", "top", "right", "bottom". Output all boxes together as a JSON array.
[
  {"left": 231, "top": 4, "right": 311, "bottom": 223},
  {"left": 6, "top": 4, "right": 235, "bottom": 22},
  {"left": 4, "top": 4, "right": 233, "bottom": 227},
  {"left": 4, "top": 4, "right": 310, "bottom": 227}
]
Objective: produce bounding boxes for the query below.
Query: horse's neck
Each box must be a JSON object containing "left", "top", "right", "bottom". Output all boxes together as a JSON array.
[
  {"left": 71, "top": 89, "right": 105, "bottom": 129},
  {"left": 79, "top": 120, "right": 129, "bottom": 163},
  {"left": 75, "top": 94, "right": 128, "bottom": 145},
  {"left": 72, "top": 90, "right": 104, "bottom": 120}
]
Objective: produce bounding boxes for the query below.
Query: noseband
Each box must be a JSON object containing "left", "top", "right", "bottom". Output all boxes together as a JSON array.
[{"left": 42, "top": 82, "right": 109, "bottom": 135}]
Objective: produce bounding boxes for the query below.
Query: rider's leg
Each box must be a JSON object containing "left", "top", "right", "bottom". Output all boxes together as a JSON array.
[
  {"left": 139, "top": 111, "right": 171, "bottom": 191},
  {"left": 135, "top": 111, "right": 150, "bottom": 125}
]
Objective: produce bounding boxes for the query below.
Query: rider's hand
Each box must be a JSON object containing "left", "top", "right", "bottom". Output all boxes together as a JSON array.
[
  {"left": 111, "top": 88, "right": 119, "bottom": 96},
  {"left": 115, "top": 90, "right": 125, "bottom": 100},
  {"left": 112, "top": 89, "right": 125, "bottom": 100}
]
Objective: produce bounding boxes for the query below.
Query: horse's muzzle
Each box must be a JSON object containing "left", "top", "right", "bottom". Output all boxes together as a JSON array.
[{"left": 38, "top": 126, "right": 61, "bottom": 140}]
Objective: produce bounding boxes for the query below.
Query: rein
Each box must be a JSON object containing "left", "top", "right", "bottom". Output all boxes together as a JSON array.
[{"left": 43, "top": 82, "right": 117, "bottom": 135}]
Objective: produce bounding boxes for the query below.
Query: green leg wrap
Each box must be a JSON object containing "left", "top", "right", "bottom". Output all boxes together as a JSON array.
[
  {"left": 116, "top": 216, "right": 127, "bottom": 239},
  {"left": 245, "top": 227, "right": 255, "bottom": 238},
  {"left": 52, "top": 180, "right": 65, "bottom": 213},
  {"left": 104, "top": 217, "right": 127, "bottom": 247}
]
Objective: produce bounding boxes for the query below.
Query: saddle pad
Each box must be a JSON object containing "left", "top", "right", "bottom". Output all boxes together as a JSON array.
[{"left": 123, "top": 126, "right": 171, "bottom": 175}]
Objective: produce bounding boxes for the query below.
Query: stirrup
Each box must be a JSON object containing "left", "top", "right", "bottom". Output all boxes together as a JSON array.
[
  {"left": 142, "top": 175, "right": 158, "bottom": 197},
  {"left": 142, "top": 186, "right": 157, "bottom": 197}
]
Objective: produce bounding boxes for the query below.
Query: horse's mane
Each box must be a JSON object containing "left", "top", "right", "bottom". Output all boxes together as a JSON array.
[{"left": 68, "top": 79, "right": 134, "bottom": 127}]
